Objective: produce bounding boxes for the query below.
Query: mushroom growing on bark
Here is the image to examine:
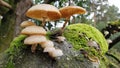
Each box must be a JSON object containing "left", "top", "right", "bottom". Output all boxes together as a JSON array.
[
  {"left": 40, "top": 40, "right": 54, "bottom": 48},
  {"left": 49, "top": 49, "right": 63, "bottom": 58},
  {"left": 21, "top": 25, "right": 47, "bottom": 36},
  {"left": 20, "top": 21, "right": 36, "bottom": 28},
  {"left": 87, "top": 40, "right": 100, "bottom": 51},
  {"left": 56, "top": 36, "right": 66, "bottom": 43},
  {"left": 26, "top": 4, "right": 61, "bottom": 26},
  {"left": 41, "top": 40, "right": 64, "bottom": 58},
  {"left": 43, "top": 46, "right": 55, "bottom": 52},
  {"left": 59, "top": 6, "right": 86, "bottom": 30},
  {"left": 24, "top": 35, "right": 47, "bottom": 53}
]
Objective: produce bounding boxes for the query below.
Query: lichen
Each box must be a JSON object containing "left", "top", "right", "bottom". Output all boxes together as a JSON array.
[{"left": 63, "top": 23, "right": 108, "bottom": 56}]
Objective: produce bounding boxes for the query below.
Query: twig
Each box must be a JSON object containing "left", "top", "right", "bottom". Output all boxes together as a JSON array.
[{"left": 0, "top": 0, "right": 12, "bottom": 9}]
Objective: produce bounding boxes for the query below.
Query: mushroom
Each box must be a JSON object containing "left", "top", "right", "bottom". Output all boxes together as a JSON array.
[
  {"left": 56, "top": 36, "right": 66, "bottom": 43},
  {"left": 24, "top": 35, "right": 47, "bottom": 53},
  {"left": 104, "top": 31, "right": 109, "bottom": 36},
  {"left": 49, "top": 49, "right": 63, "bottom": 58},
  {"left": 87, "top": 40, "right": 100, "bottom": 51},
  {"left": 21, "top": 25, "right": 47, "bottom": 36},
  {"left": 40, "top": 40, "right": 54, "bottom": 48},
  {"left": 20, "top": 21, "right": 36, "bottom": 28},
  {"left": 59, "top": 6, "right": 86, "bottom": 30},
  {"left": 106, "top": 39, "right": 112, "bottom": 44},
  {"left": 43, "top": 46, "right": 55, "bottom": 52},
  {"left": 26, "top": 4, "right": 61, "bottom": 26}
]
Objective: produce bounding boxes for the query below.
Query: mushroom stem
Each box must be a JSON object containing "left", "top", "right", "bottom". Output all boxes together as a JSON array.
[
  {"left": 42, "top": 17, "right": 46, "bottom": 27},
  {"left": 31, "top": 44, "right": 37, "bottom": 53},
  {"left": 61, "top": 17, "right": 70, "bottom": 30}
]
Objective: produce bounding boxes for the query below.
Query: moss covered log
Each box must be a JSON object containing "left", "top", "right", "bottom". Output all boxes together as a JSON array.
[
  {"left": 0, "top": 24, "right": 110, "bottom": 68},
  {"left": 63, "top": 24, "right": 108, "bottom": 56},
  {"left": 1, "top": 35, "right": 95, "bottom": 68}
]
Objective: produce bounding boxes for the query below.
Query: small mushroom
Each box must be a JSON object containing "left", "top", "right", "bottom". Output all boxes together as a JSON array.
[
  {"left": 20, "top": 21, "right": 36, "bottom": 28},
  {"left": 21, "top": 25, "right": 47, "bottom": 36},
  {"left": 87, "top": 40, "right": 100, "bottom": 51},
  {"left": 40, "top": 40, "right": 54, "bottom": 48},
  {"left": 26, "top": 4, "right": 61, "bottom": 26},
  {"left": 43, "top": 46, "right": 55, "bottom": 52},
  {"left": 24, "top": 35, "right": 47, "bottom": 53},
  {"left": 59, "top": 6, "right": 86, "bottom": 30},
  {"left": 107, "top": 39, "right": 112, "bottom": 44},
  {"left": 104, "top": 31, "right": 109, "bottom": 36},
  {"left": 49, "top": 49, "right": 63, "bottom": 58},
  {"left": 56, "top": 36, "right": 66, "bottom": 43}
]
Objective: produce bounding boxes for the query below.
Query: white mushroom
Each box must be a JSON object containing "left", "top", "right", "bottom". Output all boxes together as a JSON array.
[
  {"left": 43, "top": 46, "right": 55, "bottom": 52},
  {"left": 24, "top": 35, "right": 47, "bottom": 53},
  {"left": 21, "top": 25, "right": 47, "bottom": 36},
  {"left": 56, "top": 36, "right": 66, "bottom": 42},
  {"left": 107, "top": 39, "right": 112, "bottom": 44},
  {"left": 49, "top": 49, "right": 63, "bottom": 58},
  {"left": 40, "top": 40, "right": 54, "bottom": 48}
]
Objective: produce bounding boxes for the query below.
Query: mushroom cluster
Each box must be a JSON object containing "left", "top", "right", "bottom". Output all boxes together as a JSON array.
[
  {"left": 19, "top": 4, "right": 86, "bottom": 58},
  {"left": 20, "top": 20, "right": 63, "bottom": 58}
]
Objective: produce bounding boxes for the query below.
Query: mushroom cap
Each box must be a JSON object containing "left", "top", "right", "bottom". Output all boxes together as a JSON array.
[
  {"left": 49, "top": 49, "right": 63, "bottom": 57},
  {"left": 56, "top": 36, "right": 66, "bottom": 42},
  {"left": 59, "top": 6, "right": 86, "bottom": 18},
  {"left": 40, "top": 40, "right": 54, "bottom": 48},
  {"left": 20, "top": 21, "right": 36, "bottom": 28},
  {"left": 26, "top": 4, "right": 61, "bottom": 21},
  {"left": 107, "top": 39, "right": 112, "bottom": 44},
  {"left": 21, "top": 26, "right": 46, "bottom": 35},
  {"left": 43, "top": 46, "right": 55, "bottom": 52},
  {"left": 24, "top": 35, "right": 47, "bottom": 45}
]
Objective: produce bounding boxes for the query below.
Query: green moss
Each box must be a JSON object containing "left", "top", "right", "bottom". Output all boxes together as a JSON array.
[
  {"left": 63, "top": 24, "right": 108, "bottom": 56},
  {"left": 5, "top": 35, "right": 27, "bottom": 68}
]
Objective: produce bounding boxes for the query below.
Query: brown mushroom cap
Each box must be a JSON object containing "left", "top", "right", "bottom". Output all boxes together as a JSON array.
[
  {"left": 20, "top": 21, "right": 36, "bottom": 28},
  {"left": 24, "top": 35, "right": 47, "bottom": 45},
  {"left": 26, "top": 4, "right": 61, "bottom": 21},
  {"left": 59, "top": 6, "right": 86, "bottom": 18},
  {"left": 21, "top": 26, "right": 46, "bottom": 35}
]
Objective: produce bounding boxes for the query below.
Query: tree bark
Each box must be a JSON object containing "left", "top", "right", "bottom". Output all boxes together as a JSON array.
[
  {"left": 14, "top": 0, "right": 33, "bottom": 37},
  {"left": 0, "top": 0, "right": 32, "bottom": 52}
]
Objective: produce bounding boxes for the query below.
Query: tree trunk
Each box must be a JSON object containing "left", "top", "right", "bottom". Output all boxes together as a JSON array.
[
  {"left": 0, "top": 0, "right": 32, "bottom": 53},
  {"left": 14, "top": 41, "right": 95, "bottom": 68},
  {"left": 14, "top": 0, "right": 33, "bottom": 36}
]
